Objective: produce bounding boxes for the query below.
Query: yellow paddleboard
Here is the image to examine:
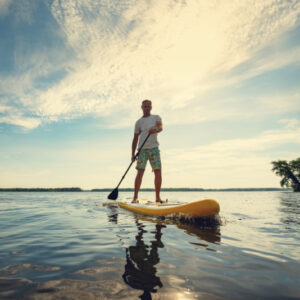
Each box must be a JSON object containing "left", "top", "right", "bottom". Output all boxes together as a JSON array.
[{"left": 118, "top": 199, "right": 220, "bottom": 218}]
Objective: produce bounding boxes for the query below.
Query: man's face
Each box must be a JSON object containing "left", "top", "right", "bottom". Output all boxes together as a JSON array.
[{"left": 141, "top": 101, "right": 152, "bottom": 114}]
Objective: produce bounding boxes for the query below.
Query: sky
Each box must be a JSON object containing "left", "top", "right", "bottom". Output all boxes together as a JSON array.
[{"left": 0, "top": 0, "right": 299, "bottom": 189}]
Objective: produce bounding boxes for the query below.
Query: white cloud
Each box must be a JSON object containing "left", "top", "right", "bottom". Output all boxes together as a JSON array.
[
  {"left": 0, "top": 100, "right": 41, "bottom": 129},
  {"left": 165, "top": 126, "right": 300, "bottom": 167},
  {"left": 42, "top": 0, "right": 300, "bottom": 119},
  {"left": 0, "top": 114, "right": 41, "bottom": 129},
  {"left": 160, "top": 125, "right": 300, "bottom": 187},
  {"left": 1, "top": 0, "right": 300, "bottom": 129},
  {"left": 0, "top": 104, "right": 10, "bottom": 113}
]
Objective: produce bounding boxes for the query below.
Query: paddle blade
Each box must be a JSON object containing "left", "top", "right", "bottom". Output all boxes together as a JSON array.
[{"left": 108, "top": 188, "right": 118, "bottom": 200}]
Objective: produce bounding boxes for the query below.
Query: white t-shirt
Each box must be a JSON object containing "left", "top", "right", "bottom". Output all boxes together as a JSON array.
[{"left": 134, "top": 115, "right": 162, "bottom": 149}]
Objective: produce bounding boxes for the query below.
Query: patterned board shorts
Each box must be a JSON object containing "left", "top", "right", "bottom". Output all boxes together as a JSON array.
[{"left": 136, "top": 147, "right": 161, "bottom": 170}]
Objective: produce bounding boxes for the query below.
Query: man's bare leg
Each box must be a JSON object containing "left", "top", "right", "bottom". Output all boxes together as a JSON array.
[
  {"left": 154, "top": 169, "right": 163, "bottom": 202},
  {"left": 132, "top": 169, "right": 145, "bottom": 203}
]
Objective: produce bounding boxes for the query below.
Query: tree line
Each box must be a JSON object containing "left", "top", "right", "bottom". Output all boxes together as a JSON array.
[{"left": 0, "top": 188, "right": 82, "bottom": 192}]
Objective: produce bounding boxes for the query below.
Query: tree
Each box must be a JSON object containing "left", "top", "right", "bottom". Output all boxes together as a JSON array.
[{"left": 271, "top": 158, "right": 300, "bottom": 192}]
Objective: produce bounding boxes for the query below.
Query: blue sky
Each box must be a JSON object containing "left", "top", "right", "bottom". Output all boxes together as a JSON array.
[{"left": 0, "top": 0, "right": 299, "bottom": 189}]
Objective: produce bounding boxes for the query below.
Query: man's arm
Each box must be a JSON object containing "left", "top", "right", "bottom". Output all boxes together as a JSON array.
[
  {"left": 149, "top": 121, "right": 163, "bottom": 134},
  {"left": 156, "top": 121, "right": 163, "bottom": 133},
  {"left": 131, "top": 133, "right": 139, "bottom": 162}
]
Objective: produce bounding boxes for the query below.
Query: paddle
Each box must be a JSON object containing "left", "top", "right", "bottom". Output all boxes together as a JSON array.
[{"left": 108, "top": 133, "right": 151, "bottom": 200}]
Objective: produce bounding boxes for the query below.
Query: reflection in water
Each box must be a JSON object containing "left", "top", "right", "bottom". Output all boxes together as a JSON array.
[
  {"left": 2, "top": 193, "right": 299, "bottom": 299},
  {"left": 106, "top": 202, "right": 119, "bottom": 224},
  {"left": 137, "top": 215, "right": 221, "bottom": 249},
  {"left": 105, "top": 202, "right": 221, "bottom": 299},
  {"left": 105, "top": 202, "right": 164, "bottom": 299},
  {"left": 122, "top": 220, "right": 164, "bottom": 299},
  {"left": 177, "top": 222, "right": 220, "bottom": 249},
  {"left": 278, "top": 192, "right": 300, "bottom": 226}
]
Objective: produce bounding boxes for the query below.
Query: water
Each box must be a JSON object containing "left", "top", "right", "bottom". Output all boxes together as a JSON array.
[{"left": 0, "top": 191, "right": 299, "bottom": 299}]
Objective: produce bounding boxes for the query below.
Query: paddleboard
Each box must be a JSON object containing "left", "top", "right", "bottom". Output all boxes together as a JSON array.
[{"left": 118, "top": 198, "right": 220, "bottom": 218}]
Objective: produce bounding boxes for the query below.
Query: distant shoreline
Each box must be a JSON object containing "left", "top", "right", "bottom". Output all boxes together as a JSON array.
[{"left": 0, "top": 187, "right": 290, "bottom": 192}]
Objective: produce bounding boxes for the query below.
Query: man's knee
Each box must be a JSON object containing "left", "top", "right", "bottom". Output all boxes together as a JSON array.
[
  {"left": 137, "top": 169, "right": 145, "bottom": 177},
  {"left": 154, "top": 169, "right": 161, "bottom": 177}
]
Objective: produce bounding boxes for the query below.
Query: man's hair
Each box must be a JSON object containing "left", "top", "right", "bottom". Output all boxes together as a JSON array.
[{"left": 142, "top": 99, "right": 151, "bottom": 105}]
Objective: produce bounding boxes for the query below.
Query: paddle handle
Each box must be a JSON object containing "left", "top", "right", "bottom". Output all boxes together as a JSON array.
[{"left": 115, "top": 133, "right": 151, "bottom": 189}]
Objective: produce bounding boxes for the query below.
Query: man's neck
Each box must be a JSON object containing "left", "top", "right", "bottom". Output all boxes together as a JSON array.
[{"left": 143, "top": 113, "right": 151, "bottom": 118}]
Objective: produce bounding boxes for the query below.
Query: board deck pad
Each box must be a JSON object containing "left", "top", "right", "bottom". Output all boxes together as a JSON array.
[
  {"left": 122, "top": 198, "right": 181, "bottom": 207},
  {"left": 118, "top": 198, "right": 220, "bottom": 218}
]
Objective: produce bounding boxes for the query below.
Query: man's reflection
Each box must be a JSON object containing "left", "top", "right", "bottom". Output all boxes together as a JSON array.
[
  {"left": 105, "top": 202, "right": 221, "bottom": 298},
  {"left": 122, "top": 220, "right": 165, "bottom": 300}
]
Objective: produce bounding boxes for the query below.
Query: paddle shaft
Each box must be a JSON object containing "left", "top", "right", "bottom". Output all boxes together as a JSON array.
[{"left": 115, "top": 133, "right": 151, "bottom": 189}]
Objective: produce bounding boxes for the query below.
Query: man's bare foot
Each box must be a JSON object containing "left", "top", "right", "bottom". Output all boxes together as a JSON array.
[
  {"left": 131, "top": 198, "right": 138, "bottom": 203},
  {"left": 156, "top": 199, "right": 165, "bottom": 204}
]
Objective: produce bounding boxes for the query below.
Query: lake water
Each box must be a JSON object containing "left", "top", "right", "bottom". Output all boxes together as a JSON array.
[{"left": 0, "top": 191, "right": 299, "bottom": 299}]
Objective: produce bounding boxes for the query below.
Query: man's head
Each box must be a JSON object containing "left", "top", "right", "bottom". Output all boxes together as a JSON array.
[{"left": 141, "top": 99, "right": 152, "bottom": 116}]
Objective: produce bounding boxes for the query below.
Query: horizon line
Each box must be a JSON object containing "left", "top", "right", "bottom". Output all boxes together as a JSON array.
[{"left": 0, "top": 187, "right": 288, "bottom": 192}]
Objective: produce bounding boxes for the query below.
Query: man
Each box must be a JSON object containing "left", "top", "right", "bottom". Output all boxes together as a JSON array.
[{"left": 132, "top": 100, "right": 163, "bottom": 203}]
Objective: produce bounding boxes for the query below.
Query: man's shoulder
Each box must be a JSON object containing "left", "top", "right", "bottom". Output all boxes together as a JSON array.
[
  {"left": 152, "top": 114, "right": 161, "bottom": 121},
  {"left": 135, "top": 117, "right": 143, "bottom": 124},
  {"left": 149, "top": 114, "right": 161, "bottom": 118}
]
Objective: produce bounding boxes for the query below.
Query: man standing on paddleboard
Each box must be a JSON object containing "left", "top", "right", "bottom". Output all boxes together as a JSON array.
[{"left": 131, "top": 100, "right": 164, "bottom": 203}]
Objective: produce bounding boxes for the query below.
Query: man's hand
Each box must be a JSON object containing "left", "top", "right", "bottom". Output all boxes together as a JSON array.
[
  {"left": 149, "top": 121, "right": 163, "bottom": 134},
  {"left": 149, "top": 126, "right": 157, "bottom": 134},
  {"left": 131, "top": 155, "right": 136, "bottom": 163}
]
